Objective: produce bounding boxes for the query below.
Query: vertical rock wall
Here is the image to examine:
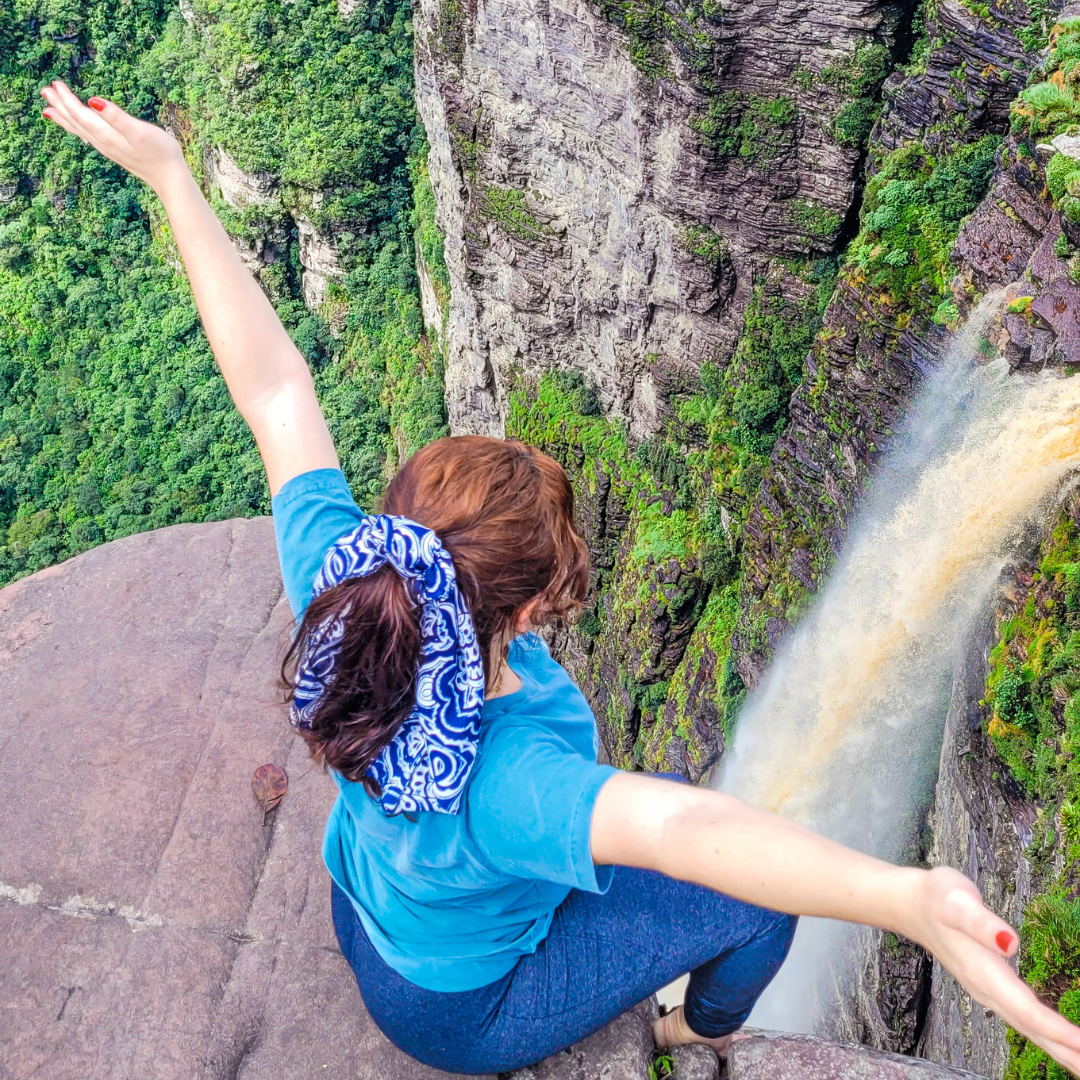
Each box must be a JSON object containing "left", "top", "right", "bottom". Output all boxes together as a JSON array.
[
  {"left": 413, "top": 0, "right": 920, "bottom": 771},
  {"left": 414, "top": 0, "right": 902, "bottom": 437},
  {"left": 733, "top": 0, "right": 1040, "bottom": 683},
  {"left": 918, "top": 616, "right": 1037, "bottom": 1078}
]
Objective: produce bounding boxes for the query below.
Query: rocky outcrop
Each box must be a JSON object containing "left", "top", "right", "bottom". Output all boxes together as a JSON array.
[
  {"left": 729, "top": 1030, "right": 989, "bottom": 1080},
  {"left": 0, "top": 520, "right": 450, "bottom": 1080},
  {"left": 0, "top": 523, "right": 713, "bottom": 1080},
  {"left": 296, "top": 211, "right": 345, "bottom": 311},
  {"left": 206, "top": 145, "right": 278, "bottom": 208},
  {"left": 193, "top": 136, "right": 345, "bottom": 317},
  {"left": 413, "top": 0, "right": 905, "bottom": 437},
  {"left": 875, "top": 0, "right": 1034, "bottom": 158}
]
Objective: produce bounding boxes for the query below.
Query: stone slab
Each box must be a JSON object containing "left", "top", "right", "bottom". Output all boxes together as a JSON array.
[
  {"left": 730, "top": 1031, "right": 988, "bottom": 1080},
  {"left": 0, "top": 520, "right": 489, "bottom": 1080}
]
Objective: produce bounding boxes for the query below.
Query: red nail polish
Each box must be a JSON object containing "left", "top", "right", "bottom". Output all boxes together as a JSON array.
[
  {"left": 88, "top": 97, "right": 107, "bottom": 112},
  {"left": 996, "top": 930, "right": 1013, "bottom": 952}
]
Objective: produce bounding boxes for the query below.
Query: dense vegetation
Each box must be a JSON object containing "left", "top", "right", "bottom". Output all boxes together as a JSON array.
[
  {"left": 982, "top": 515, "right": 1080, "bottom": 1080},
  {"left": 0, "top": 0, "right": 444, "bottom": 585},
  {"left": 847, "top": 135, "right": 1002, "bottom": 321}
]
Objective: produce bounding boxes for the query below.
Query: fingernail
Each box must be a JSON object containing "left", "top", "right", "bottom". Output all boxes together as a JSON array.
[
  {"left": 996, "top": 930, "right": 1014, "bottom": 952},
  {"left": 88, "top": 97, "right": 107, "bottom": 112}
]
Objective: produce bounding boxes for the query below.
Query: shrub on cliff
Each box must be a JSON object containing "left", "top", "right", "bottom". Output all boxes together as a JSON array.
[
  {"left": 990, "top": 517, "right": 1080, "bottom": 1079},
  {"left": 846, "top": 136, "right": 1001, "bottom": 313},
  {"left": 1011, "top": 18, "right": 1080, "bottom": 137}
]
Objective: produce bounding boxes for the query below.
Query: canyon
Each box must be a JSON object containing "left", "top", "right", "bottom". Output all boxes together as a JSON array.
[{"left": 4, "top": 0, "right": 1080, "bottom": 1074}]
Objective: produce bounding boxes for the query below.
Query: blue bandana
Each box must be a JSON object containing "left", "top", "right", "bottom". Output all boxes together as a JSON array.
[{"left": 290, "top": 515, "right": 486, "bottom": 815}]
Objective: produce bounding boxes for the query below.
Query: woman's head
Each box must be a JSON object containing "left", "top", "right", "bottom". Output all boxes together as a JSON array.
[{"left": 283, "top": 435, "right": 590, "bottom": 786}]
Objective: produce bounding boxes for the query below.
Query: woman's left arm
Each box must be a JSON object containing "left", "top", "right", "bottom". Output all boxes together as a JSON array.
[
  {"left": 40, "top": 82, "right": 338, "bottom": 496},
  {"left": 590, "top": 771, "right": 1080, "bottom": 1073}
]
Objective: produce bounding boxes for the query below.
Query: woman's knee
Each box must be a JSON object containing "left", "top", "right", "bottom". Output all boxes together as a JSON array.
[{"left": 683, "top": 910, "right": 798, "bottom": 1037}]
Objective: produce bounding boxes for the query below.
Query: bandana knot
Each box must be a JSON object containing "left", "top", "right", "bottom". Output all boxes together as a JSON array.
[{"left": 290, "top": 515, "right": 485, "bottom": 815}]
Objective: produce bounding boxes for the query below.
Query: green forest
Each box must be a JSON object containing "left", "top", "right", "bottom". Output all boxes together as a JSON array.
[{"left": 0, "top": 0, "right": 446, "bottom": 585}]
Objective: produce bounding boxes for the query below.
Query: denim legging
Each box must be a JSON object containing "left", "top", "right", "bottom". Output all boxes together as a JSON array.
[{"left": 331, "top": 866, "right": 797, "bottom": 1074}]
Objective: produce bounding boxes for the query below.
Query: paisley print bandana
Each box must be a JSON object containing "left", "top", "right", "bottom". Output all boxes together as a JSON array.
[{"left": 290, "top": 515, "right": 486, "bottom": 815}]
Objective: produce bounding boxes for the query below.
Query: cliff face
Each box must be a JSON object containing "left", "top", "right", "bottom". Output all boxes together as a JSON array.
[
  {"left": 917, "top": 614, "right": 1037, "bottom": 1078},
  {"left": 415, "top": 0, "right": 1080, "bottom": 1068},
  {"left": 733, "top": 0, "right": 1041, "bottom": 684},
  {"left": 414, "top": 0, "right": 900, "bottom": 437},
  {"left": 412, "top": 0, "right": 1057, "bottom": 788},
  {"left": 412, "top": 0, "right": 920, "bottom": 772}
]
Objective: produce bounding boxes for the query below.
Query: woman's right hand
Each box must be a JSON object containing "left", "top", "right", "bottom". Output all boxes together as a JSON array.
[
  {"left": 41, "top": 81, "right": 188, "bottom": 196},
  {"left": 908, "top": 867, "right": 1080, "bottom": 1073},
  {"left": 593, "top": 774, "right": 1080, "bottom": 1075}
]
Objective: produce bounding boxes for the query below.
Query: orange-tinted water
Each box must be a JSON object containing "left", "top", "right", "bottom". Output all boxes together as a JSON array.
[{"left": 718, "top": 295, "right": 1080, "bottom": 1032}]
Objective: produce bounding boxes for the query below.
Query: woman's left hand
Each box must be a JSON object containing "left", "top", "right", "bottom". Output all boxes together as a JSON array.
[{"left": 908, "top": 867, "right": 1080, "bottom": 1073}]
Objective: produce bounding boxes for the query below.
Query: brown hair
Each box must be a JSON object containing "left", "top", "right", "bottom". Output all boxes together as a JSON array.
[{"left": 282, "top": 435, "right": 590, "bottom": 789}]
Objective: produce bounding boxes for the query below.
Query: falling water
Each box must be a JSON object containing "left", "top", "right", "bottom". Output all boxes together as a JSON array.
[{"left": 717, "top": 293, "right": 1080, "bottom": 1033}]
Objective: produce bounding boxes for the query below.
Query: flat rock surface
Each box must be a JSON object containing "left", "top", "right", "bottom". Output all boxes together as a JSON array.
[
  {"left": 0, "top": 519, "right": 489, "bottom": 1080},
  {"left": 730, "top": 1031, "right": 987, "bottom": 1080}
]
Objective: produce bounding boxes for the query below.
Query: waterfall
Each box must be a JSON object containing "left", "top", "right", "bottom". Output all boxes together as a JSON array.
[{"left": 717, "top": 293, "right": 1080, "bottom": 1033}]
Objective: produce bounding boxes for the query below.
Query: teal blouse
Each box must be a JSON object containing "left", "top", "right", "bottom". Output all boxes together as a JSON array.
[{"left": 272, "top": 468, "right": 617, "bottom": 991}]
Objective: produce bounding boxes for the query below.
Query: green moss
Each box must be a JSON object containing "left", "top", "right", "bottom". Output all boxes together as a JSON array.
[
  {"left": 410, "top": 154, "right": 450, "bottom": 315},
  {"left": 476, "top": 186, "right": 550, "bottom": 242},
  {"left": 1012, "top": 19, "right": 1080, "bottom": 137},
  {"left": 632, "top": 502, "right": 695, "bottom": 564},
  {"left": 987, "top": 517, "right": 1080, "bottom": 1075},
  {"left": 788, "top": 199, "right": 843, "bottom": 240},
  {"left": 1017, "top": 0, "right": 1062, "bottom": 53},
  {"left": 718, "top": 266, "right": 836, "bottom": 456},
  {"left": 690, "top": 92, "right": 797, "bottom": 165},
  {"left": 593, "top": 0, "right": 725, "bottom": 87},
  {"left": 682, "top": 224, "right": 729, "bottom": 265},
  {"left": 821, "top": 41, "right": 891, "bottom": 149},
  {"left": 846, "top": 136, "right": 1000, "bottom": 315}
]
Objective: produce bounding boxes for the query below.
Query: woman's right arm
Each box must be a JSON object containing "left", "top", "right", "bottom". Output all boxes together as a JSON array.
[
  {"left": 40, "top": 81, "right": 338, "bottom": 496},
  {"left": 591, "top": 771, "right": 1080, "bottom": 1074}
]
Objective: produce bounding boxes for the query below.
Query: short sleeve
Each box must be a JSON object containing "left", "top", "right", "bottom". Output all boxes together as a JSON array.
[
  {"left": 466, "top": 726, "right": 618, "bottom": 893},
  {"left": 271, "top": 468, "right": 366, "bottom": 619}
]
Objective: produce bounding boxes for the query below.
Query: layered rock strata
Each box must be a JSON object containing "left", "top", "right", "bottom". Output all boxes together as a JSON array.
[
  {"left": 730, "top": 1, "right": 1047, "bottom": 682},
  {"left": 917, "top": 615, "right": 1037, "bottom": 1077},
  {"left": 413, "top": 0, "right": 906, "bottom": 437},
  {"left": 875, "top": 0, "right": 1035, "bottom": 158}
]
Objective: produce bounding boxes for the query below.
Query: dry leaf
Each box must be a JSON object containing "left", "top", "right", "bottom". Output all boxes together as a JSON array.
[{"left": 251, "top": 764, "right": 288, "bottom": 826}]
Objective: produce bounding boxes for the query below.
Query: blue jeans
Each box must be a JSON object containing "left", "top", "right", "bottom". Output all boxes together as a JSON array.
[{"left": 331, "top": 869, "right": 796, "bottom": 1074}]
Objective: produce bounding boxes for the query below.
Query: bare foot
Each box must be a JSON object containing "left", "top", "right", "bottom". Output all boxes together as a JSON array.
[{"left": 652, "top": 1005, "right": 748, "bottom": 1055}]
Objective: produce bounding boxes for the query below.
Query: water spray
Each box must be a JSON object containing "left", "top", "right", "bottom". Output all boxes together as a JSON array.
[{"left": 718, "top": 293, "right": 1080, "bottom": 1032}]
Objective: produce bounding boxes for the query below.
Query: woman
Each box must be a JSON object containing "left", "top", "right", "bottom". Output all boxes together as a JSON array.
[{"left": 39, "top": 81, "right": 1080, "bottom": 1075}]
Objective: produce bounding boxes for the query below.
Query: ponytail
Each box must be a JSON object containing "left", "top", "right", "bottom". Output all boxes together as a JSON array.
[
  {"left": 282, "top": 435, "right": 590, "bottom": 790},
  {"left": 282, "top": 565, "right": 422, "bottom": 791}
]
